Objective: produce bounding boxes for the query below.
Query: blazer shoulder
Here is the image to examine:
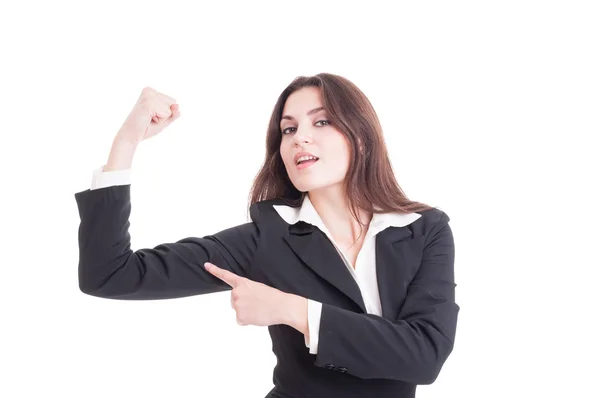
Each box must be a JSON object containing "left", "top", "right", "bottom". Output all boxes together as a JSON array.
[
  {"left": 416, "top": 207, "right": 450, "bottom": 223},
  {"left": 248, "top": 197, "right": 292, "bottom": 227},
  {"left": 414, "top": 207, "right": 451, "bottom": 238}
]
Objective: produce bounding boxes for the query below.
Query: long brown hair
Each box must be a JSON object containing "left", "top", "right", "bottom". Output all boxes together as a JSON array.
[{"left": 248, "top": 73, "right": 436, "bottom": 226}]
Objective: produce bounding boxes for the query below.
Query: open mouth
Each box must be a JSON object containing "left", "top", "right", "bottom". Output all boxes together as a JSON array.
[{"left": 296, "top": 157, "right": 319, "bottom": 169}]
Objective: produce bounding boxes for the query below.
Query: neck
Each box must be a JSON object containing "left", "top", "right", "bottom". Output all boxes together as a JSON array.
[{"left": 307, "top": 185, "right": 372, "bottom": 244}]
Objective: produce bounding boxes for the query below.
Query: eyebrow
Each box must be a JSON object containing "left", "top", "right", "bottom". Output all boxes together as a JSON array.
[{"left": 281, "top": 106, "right": 325, "bottom": 123}]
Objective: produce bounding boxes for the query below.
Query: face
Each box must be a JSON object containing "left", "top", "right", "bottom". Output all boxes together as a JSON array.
[{"left": 279, "top": 86, "right": 351, "bottom": 193}]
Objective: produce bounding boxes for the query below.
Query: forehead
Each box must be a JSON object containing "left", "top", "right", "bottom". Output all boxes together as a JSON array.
[{"left": 282, "top": 87, "right": 323, "bottom": 116}]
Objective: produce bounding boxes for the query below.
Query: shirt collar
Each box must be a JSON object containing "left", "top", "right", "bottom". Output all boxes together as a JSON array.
[{"left": 273, "top": 195, "right": 421, "bottom": 235}]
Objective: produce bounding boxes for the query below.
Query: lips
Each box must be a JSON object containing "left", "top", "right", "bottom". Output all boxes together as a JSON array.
[
  {"left": 293, "top": 151, "right": 319, "bottom": 165},
  {"left": 296, "top": 158, "right": 318, "bottom": 170}
]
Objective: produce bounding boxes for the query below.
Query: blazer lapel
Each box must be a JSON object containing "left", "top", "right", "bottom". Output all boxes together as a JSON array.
[
  {"left": 375, "top": 225, "right": 425, "bottom": 320},
  {"left": 283, "top": 221, "right": 367, "bottom": 313}
]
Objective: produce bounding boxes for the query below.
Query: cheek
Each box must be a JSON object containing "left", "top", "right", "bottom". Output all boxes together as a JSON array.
[
  {"left": 338, "top": 152, "right": 351, "bottom": 172},
  {"left": 330, "top": 138, "right": 351, "bottom": 164},
  {"left": 280, "top": 143, "right": 292, "bottom": 167}
]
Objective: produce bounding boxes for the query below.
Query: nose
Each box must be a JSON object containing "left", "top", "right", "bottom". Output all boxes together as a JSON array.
[{"left": 293, "top": 129, "right": 312, "bottom": 146}]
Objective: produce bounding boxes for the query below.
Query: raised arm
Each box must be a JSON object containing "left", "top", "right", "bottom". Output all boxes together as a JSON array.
[{"left": 74, "top": 86, "right": 258, "bottom": 299}]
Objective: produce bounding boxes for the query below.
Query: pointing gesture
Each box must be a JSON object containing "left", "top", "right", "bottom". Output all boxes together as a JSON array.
[
  {"left": 204, "top": 262, "right": 306, "bottom": 329},
  {"left": 205, "top": 262, "right": 244, "bottom": 288}
]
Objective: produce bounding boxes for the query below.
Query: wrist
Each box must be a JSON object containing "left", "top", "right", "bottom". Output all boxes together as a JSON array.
[
  {"left": 113, "top": 133, "right": 140, "bottom": 148},
  {"left": 104, "top": 137, "right": 138, "bottom": 171},
  {"left": 282, "top": 293, "right": 308, "bottom": 335}
]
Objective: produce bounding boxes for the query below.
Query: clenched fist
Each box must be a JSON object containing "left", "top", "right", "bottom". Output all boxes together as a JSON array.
[{"left": 116, "top": 86, "right": 181, "bottom": 145}]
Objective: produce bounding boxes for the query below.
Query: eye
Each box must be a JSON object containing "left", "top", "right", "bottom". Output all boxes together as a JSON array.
[{"left": 282, "top": 120, "right": 331, "bottom": 135}]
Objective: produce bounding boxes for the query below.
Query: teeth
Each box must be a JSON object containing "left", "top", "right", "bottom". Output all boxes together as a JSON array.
[{"left": 297, "top": 155, "right": 318, "bottom": 164}]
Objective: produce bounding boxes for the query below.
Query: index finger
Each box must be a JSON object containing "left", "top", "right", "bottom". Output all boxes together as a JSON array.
[{"left": 204, "top": 262, "right": 240, "bottom": 287}]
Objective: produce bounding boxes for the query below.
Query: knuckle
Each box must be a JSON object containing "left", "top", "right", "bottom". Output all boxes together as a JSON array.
[
  {"left": 161, "top": 94, "right": 176, "bottom": 104},
  {"left": 138, "top": 95, "right": 153, "bottom": 109},
  {"left": 140, "top": 88, "right": 157, "bottom": 103}
]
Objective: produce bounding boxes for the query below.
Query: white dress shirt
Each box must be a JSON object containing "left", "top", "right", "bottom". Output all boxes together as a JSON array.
[{"left": 89, "top": 165, "right": 421, "bottom": 355}]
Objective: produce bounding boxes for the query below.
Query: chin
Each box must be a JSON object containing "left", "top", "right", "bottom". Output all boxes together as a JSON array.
[
  {"left": 292, "top": 178, "right": 340, "bottom": 194},
  {"left": 290, "top": 179, "right": 320, "bottom": 193}
]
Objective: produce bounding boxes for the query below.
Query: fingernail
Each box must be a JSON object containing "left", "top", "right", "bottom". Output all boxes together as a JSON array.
[{"left": 204, "top": 262, "right": 211, "bottom": 270}]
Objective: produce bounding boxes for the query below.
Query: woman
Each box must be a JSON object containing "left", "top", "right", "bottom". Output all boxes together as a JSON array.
[{"left": 74, "top": 73, "right": 459, "bottom": 398}]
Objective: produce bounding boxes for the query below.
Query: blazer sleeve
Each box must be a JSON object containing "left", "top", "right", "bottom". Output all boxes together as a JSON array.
[
  {"left": 74, "top": 184, "right": 259, "bottom": 300},
  {"left": 312, "top": 211, "right": 458, "bottom": 384}
]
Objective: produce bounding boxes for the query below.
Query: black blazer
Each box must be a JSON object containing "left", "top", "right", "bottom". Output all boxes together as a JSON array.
[{"left": 74, "top": 184, "right": 459, "bottom": 398}]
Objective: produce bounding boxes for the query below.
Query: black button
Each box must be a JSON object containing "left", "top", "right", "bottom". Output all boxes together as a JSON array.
[
  {"left": 325, "top": 363, "right": 335, "bottom": 369},
  {"left": 338, "top": 367, "right": 348, "bottom": 373}
]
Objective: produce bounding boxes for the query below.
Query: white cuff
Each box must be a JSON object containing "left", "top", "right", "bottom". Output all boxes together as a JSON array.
[
  {"left": 304, "top": 299, "right": 322, "bottom": 354},
  {"left": 91, "top": 164, "right": 132, "bottom": 190}
]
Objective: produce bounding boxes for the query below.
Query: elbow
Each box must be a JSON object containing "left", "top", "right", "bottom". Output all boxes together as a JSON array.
[
  {"left": 77, "top": 246, "right": 141, "bottom": 299},
  {"left": 78, "top": 259, "right": 127, "bottom": 299},
  {"left": 407, "top": 354, "right": 449, "bottom": 385},
  {"left": 78, "top": 265, "right": 97, "bottom": 296},
  {"left": 398, "top": 322, "right": 456, "bottom": 384},
  {"left": 78, "top": 275, "right": 128, "bottom": 299},
  {"left": 415, "top": 338, "right": 455, "bottom": 385},
  {"left": 78, "top": 272, "right": 108, "bottom": 298},
  {"left": 415, "top": 361, "right": 443, "bottom": 385},
  {"left": 408, "top": 316, "right": 457, "bottom": 384}
]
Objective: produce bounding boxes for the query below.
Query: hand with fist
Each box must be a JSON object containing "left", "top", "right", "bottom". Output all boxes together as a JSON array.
[
  {"left": 116, "top": 86, "right": 181, "bottom": 145},
  {"left": 204, "top": 262, "right": 309, "bottom": 335},
  {"left": 104, "top": 86, "right": 181, "bottom": 172}
]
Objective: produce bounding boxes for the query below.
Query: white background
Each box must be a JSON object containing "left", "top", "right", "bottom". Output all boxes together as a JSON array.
[{"left": 1, "top": 1, "right": 598, "bottom": 397}]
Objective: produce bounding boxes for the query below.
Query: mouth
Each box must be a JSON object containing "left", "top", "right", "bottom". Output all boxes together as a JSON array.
[{"left": 296, "top": 157, "right": 319, "bottom": 170}]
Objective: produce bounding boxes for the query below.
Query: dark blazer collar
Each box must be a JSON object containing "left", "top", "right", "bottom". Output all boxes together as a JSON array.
[{"left": 273, "top": 194, "right": 421, "bottom": 238}]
